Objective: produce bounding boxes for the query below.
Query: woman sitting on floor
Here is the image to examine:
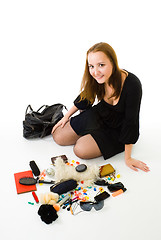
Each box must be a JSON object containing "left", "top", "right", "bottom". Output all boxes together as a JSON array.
[{"left": 52, "top": 42, "right": 150, "bottom": 172}]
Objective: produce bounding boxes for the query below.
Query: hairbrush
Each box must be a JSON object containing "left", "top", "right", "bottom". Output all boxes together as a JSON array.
[{"left": 19, "top": 177, "right": 55, "bottom": 185}]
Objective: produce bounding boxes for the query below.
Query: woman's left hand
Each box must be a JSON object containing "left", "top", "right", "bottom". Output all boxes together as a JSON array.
[{"left": 125, "top": 157, "right": 150, "bottom": 172}]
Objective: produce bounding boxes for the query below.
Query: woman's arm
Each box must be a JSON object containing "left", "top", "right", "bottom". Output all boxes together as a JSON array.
[
  {"left": 64, "top": 105, "right": 79, "bottom": 119},
  {"left": 51, "top": 105, "right": 78, "bottom": 134},
  {"left": 125, "top": 144, "right": 150, "bottom": 172}
]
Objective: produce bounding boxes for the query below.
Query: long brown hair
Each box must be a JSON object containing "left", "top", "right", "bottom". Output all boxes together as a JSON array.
[{"left": 80, "top": 42, "right": 122, "bottom": 104}]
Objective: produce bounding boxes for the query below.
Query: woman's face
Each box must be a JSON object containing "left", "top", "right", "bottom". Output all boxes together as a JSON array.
[{"left": 88, "top": 51, "right": 113, "bottom": 84}]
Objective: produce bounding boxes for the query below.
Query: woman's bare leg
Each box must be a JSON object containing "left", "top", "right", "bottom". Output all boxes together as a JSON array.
[
  {"left": 52, "top": 121, "right": 80, "bottom": 145},
  {"left": 74, "top": 134, "right": 102, "bottom": 159},
  {"left": 53, "top": 123, "right": 102, "bottom": 158}
]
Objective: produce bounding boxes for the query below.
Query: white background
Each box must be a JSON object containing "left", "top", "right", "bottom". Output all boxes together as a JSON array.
[{"left": 0, "top": 0, "right": 161, "bottom": 239}]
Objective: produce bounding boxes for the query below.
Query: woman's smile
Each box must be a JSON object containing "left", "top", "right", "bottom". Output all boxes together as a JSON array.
[
  {"left": 95, "top": 75, "right": 104, "bottom": 79},
  {"left": 88, "top": 51, "right": 113, "bottom": 84},
  {"left": 94, "top": 75, "right": 105, "bottom": 83}
]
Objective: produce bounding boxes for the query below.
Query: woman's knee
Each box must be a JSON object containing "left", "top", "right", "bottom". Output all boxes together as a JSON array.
[
  {"left": 52, "top": 129, "right": 65, "bottom": 146},
  {"left": 73, "top": 141, "right": 87, "bottom": 159},
  {"left": 73, "top": 135, "right": 102, "bottom": 159},
  {"left": 52, "top": 123, "right": 80, "bottom": 146}
]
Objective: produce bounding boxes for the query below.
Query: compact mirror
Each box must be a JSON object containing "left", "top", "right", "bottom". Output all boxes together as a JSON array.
[{"left": 75, "top": 164, "right": 87, "bottom": 172}]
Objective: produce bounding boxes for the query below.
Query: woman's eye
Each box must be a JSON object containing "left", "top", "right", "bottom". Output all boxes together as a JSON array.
[
  {"left": 99, "top": 64, "right": 104, "bottom": 67},
  {"left": 89, "top": 65, "right": 94, "bottom": 69}
]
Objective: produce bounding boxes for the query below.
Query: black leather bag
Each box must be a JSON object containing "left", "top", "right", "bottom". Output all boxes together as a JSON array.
[{"left": 23, "top": 104, "right": 67, "bottom": 139}]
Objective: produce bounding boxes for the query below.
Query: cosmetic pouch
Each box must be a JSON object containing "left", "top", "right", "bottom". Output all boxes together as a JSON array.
[{"left": 50, "top": 179, "right": 78, "bottom": 195}]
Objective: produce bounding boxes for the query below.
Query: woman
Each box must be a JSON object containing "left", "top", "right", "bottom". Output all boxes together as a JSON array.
[{"left": 52, "top": 42, "right": 149, "bottom": 172}]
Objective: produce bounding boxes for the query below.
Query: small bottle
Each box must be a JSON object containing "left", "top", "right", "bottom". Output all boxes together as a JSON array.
[{"left": 112, "top": 188, "right": 127, "bottom": 197}]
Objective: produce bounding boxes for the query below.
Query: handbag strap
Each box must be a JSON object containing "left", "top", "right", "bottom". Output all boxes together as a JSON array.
[
  {"left": 37, "top": 105, "right": 48, "bottom": 112},
  {"left": 63, "top": 105, "right": 68, "bottom": 111},
  {"left": 25, "top": 105, "right": 34, "bottom": 115},
  {"left": 25, "top": 105, "right": 49, "bottom": 115},
  {"left": 25, "top": 104, "right": 67, "bottom": 117}
]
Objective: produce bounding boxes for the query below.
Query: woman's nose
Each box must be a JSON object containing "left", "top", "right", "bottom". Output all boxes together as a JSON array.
[{"left": 94, "top": 67, "right": 100, "bottom": 76}]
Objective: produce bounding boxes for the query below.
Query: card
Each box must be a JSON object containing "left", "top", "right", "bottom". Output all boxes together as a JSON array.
[{"left": 51, "top": 155, "right": 68, "bottom": 165}]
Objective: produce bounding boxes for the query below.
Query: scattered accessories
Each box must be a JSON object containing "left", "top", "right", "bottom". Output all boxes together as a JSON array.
[
  {"left": 53, "top": 157, "right": 117, "bottom": 187},
  {"left": 23, "top": 104, "right": 67, "bottom": 139},
  {"left": 94, "top": 179, "right": 109, "bottom": 186},
  {"left": 46, "top": 168, "right": 55, "bottom": 177},
  {"left": 107, "top": 182, "right": 126, "bottom": 192},
  {"left": 54, "top": 157, "right": 99, "bottom": 187},
  {"left": 32, "top": 191, "right": 39, "bottom": 203},
  {"left": 29, "top": 160, "right": 40, "bottom": 177},
  {"left": 99, "top": 163, "right": 115, "bottom": 178},
  {"left": 58, "top": 194, "right": 71, "bottom": 206},
  {"left": 112, "top": 188, "right": 127, "bottom": 197},
  {"left": 39, "top": 192, "right": 59, "bottom": 205},
  {"left": 80, "top": 200, "right": 104, "bottom": 211},
  {"left": 14, "top": 155, "right": 127, "bottom": 225},
  {"left": 51, "top": 155, "right": 68, "bottom": 165},
  {"left": 75, "top": 164, "right": 87, "bottom": 172},
  {"left": 94, "top": 179, "right": 126, "bottom": 192},
  {"left": 38, "top": 204, "right": 58, "bottom": 224},
  {"left": 94, "top": 191, "right": 110, "bottom": 202},
  {"left": 50, "top": 179, "right": 78, "bottom": 195},
  {"left": 19, "top": 177, "right": 55, "bottom": 185},
  {"left": 14, "top": 170, "right": 37, "bottom": 194}
]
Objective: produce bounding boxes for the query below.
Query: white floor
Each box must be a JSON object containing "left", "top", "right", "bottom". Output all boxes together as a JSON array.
[
  {"left": 1, "top": 1, "right": 161, "bottom": 239},
  {"left": 1, "top": 120, "right": 161, "bottom": 240}
]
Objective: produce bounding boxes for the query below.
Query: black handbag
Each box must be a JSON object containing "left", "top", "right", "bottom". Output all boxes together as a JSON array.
[{"left": 23, "top": 104, "right": 67, "bottom": 139}]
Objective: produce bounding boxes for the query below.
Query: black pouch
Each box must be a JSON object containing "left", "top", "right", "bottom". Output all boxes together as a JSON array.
[
  {"left": 107, "top": 182, "right": 125, "bottom": 192},
  {"left": 94, "top": 191, "right": 110, "bottom": 202},
  {"left": 23, "top": 104, "right": 67, "bottom": 139},
  {"left": 50, "top": 179, "right": 78, "bottom": 195}
]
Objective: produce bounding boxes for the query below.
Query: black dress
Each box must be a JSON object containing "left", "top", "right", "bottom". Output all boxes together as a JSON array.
[{"left": 70, "top": 71, "right": 142, "bottom": 160}]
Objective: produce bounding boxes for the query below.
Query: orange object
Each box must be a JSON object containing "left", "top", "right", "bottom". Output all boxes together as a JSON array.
[
  {"left": 112, "top": 188, "right": 127, "bottom": 197},
  {"left": 53, "top": 204, "right": 60, "bottom": 212},
  {"left": 70, "top": 206, "right": 74, "bottom": 215},
  {"left": 14, "top": 170, "right": 36, "bottom": 194},
  {"left": 40, "top": 169, "right": 46, "bottom": 178},
  {"left": 81, "top": 197, "right": 86, "bottom": 201}
]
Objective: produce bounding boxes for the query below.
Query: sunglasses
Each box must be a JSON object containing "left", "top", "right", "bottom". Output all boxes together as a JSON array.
[
  {"left": 79, "top": 200, "right": 104, "bottom": 211},
  {"left": 95, "top": 180, "right": 125, "bottom": 192}
]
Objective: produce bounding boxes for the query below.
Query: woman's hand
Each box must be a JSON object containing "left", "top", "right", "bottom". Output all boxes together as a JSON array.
[
  {"left": 51, "top": 116, "right": 69, "bottom": 134},
  {"left": 51, "top": 105, "right": 79, "bottom": 134},
  {"left": 125, "top": 157, "right": 150, "bottom": 172}
]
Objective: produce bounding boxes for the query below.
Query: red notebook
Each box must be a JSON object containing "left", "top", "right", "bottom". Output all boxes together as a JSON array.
[{"left": 14, "top": 170, "right": 37, "bottom": 194}]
